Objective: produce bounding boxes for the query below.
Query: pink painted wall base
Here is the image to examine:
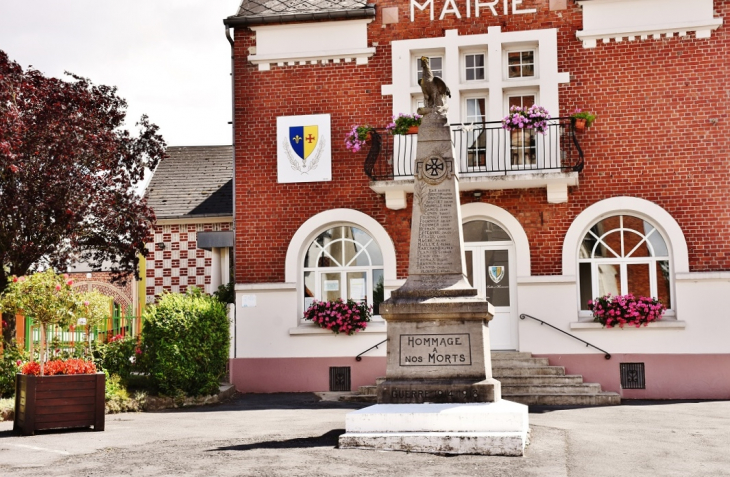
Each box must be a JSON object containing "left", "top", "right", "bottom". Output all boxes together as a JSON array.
[
  {"left": 230, "top": 357, "right": 387, "bottom": 393},
  {"left": 231, "top": 354, "right": 730, "bottom": 399},
  {"left": 535, "top": 354, "right": 730, "bottom": 400}
]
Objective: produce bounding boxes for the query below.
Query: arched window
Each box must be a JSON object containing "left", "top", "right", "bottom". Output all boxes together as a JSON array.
[
  {"left": 303, "top": 226, "right": 384, "bottom": 315},
  {"left": 578, "top": 215, "right": 671, "bottom": 310}
]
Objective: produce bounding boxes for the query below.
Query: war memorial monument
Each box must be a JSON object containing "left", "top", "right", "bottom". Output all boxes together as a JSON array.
[{"left": 339, "top": 57, "right": 529, "bottom": 456}]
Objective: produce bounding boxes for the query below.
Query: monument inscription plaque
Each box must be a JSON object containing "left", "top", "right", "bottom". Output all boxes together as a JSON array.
[{"left": 399, "top": 333, "right": 472, "bottom": 366}]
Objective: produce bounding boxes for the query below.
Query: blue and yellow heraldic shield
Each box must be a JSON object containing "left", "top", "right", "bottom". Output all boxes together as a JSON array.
[{"left": 289, "top": 126, "right": 319, "bottom": 161}]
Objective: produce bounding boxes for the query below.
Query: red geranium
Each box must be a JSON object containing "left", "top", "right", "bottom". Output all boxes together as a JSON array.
[{"left": 21, "top": 358, "right": 97, "bottom": 376}]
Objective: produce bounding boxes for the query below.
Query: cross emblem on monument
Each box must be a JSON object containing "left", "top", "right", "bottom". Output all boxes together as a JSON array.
[
  {"left": 425, "top": 157, "right": 444, "bottom": 176},
  {"left": 306, "top": 134, "right": 316, "bottom": 144}
]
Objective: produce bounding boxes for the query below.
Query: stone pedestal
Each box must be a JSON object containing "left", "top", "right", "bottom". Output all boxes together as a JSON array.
[
  {"left": 339, "top": 401, "right": 529, "bottom": 456},
  {"left": 377, "top": 309, "right": 500, "bottom": 404}
]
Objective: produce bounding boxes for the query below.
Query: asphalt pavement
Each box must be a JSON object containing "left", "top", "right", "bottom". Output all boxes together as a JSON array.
[{"left": 1, "top": 394, "right": 729, "bottom": 476}]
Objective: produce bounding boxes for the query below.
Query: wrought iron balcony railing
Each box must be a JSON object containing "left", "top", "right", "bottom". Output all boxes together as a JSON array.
[{"left": 364, "top": 118, "right": 584, "bottom": 182}]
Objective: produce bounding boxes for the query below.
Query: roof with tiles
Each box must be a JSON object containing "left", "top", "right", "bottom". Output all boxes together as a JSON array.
[
  {"left": 234, "top": 0, "right": 367, "bottom": 17},
  {"left": 146, "top": 145, "right": 233, "bottom": 220}
]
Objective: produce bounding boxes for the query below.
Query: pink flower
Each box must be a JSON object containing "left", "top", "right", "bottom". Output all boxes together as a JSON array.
[
  {"left": 84, "top": 301, "right": 90, "bottom": 306},
  {"left": 67, "top": 279, "right": 73, "bottom": 286},
  {"left": 55, "top": 284, "right": 61, "bottom": 291}
]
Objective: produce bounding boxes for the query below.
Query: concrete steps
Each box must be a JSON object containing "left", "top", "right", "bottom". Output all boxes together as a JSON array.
[
  {"left": 324, "top": 352, "right": 620, "bottom": 407},
  {"left": 491, "top": 351, "right": 620, "bottom": 406}
]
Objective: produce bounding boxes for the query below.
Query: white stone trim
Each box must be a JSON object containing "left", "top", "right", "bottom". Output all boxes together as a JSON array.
[
  {"left": 518, "top": 275, "right": 576, "bottom": 285},
  {"left": 675, "top": 272, "right": 730, "bottom": 282},
  {"left": 284, "top": 209, "right": 398, "bottom": 319},
  {"left": 289, "top": 321, "right": 387, "bottom": 335},
  {"left": 562, "top": 196, "right": 689, "bottom": 276},
  {"left": 384, "top": 27, "right": 569, "bottom": 124},
  {"left": 154, "top": 217, "right": 233, "bottom": 225},
  {"left": 461, "top": 202, "right": 531, "bottom": 277},
  {"left": 371, "top": 172, "right": 579, "bottom": 209},
  {"left": 235, "top": 282, "right": 297, "bottom": 291},
  {"left": 569, "top": 321, "right": 687, "bottom": 330},
  {"left": 576, "top": 0, "right": 723, "bottom": 48},
  {"left": 248, "top": 19, "right": 376, "bottom": 71}
]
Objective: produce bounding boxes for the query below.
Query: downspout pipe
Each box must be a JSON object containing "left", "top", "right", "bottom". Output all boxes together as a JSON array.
[{"left": 225, "top": 24, "right": 236, "bottom": 360}]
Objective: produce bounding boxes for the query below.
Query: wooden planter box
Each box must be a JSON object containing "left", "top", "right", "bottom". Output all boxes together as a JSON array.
[{"left": 13, "top": 372, "right": 105, "bottom": 436}]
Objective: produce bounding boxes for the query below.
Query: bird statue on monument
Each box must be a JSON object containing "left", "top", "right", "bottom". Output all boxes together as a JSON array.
[{"left": 418, "top": 56, "right": 451, "bottom": 109}]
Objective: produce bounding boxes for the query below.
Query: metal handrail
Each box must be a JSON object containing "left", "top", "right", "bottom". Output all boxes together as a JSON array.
[
  {"left": 364, "top": 118, "right": 584, "bottom": 181},
  {"left": 355, "top": 338, "right": 387, "bottom": 362},
  {"left": 520, "top": 313, "right": 611, "bottom": 360}
]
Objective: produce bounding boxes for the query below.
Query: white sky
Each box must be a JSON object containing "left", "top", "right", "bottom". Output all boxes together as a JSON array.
[{"left": 0, "top": 0, "right": 240, "bottom": 147}]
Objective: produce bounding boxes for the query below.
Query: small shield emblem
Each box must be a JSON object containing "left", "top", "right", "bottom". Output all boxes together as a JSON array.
[
  {"left": 488, "top": 266, "right": 505, "bottom": 284},
  {"left": 289, "top": 126, "right": 318, "bottom": 161}
]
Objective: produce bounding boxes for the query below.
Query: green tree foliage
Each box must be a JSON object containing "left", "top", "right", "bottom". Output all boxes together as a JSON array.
[
  {"left": 0, "top": 340, "right": 26, "bottom": 397},
  {"left": 99, "top": 335, "right": 138, "bottom": 382},
  {"left": 141, "top": 288, "right": 229, "bottom": 397}
]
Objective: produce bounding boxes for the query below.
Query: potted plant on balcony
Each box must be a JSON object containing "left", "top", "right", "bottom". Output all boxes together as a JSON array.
[
  {"left": 587, "top": 294, "right": 666, "bottom": 328},
  {"left": 303, "top": 298, "right": 372, "bottom": 335},
  {"left": 502, "top": 105, "right": 551, "bottom": 134},
  {"left": 386, "top": 113, "right": 422, "bottom": 135},
  {"left": 1, "top": 270, "right": 105, "bottom": 435},
  {"left": 570, "top": 109, "right": 596, "bottom": 131},
  {"left": 344, "top": 124, "right": 373, "bottom": 153}
]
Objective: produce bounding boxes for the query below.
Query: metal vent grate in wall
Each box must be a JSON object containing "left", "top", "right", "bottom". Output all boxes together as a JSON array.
[
  {"left": 620, "top": 362, "right": 646, "bottom": 389},
  {"left": 329, "top": 367, "right": 351, "bottom": 392}
]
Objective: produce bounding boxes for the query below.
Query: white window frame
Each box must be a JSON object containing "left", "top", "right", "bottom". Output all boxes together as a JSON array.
[
  {"left": 460, "top": 94, "right": 490, "bottom": 171},
  {"left": 285, "top": 209, "right": 398, "bottom": 326},
  {"left": 502, "top": 44, "right": 539, "bottom": 81},
  {"left": 414, "top": 53, "right": 444, "bottom": 86},
  {"left": 578, "top": 215, "right": 672, "bottom": 313},
  {"left": 562, "top": 197, "right": 688, "bottom": 322},
  {"left": 504, "top": 89, "right": 540, "bottom": 169},
  {"left": 462, "top": 50, "right": 487, "bottom": 83},
  {"left": 302, "top": 225, "right": 385, "bottom": 322},
  {"left": 387, "top": 28, "right": 567, "bottom": 132}
]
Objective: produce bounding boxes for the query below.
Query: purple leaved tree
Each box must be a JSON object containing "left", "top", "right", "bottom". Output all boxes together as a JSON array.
[{"left": 0, "top": 50, "right": 166, "bottom": 337}]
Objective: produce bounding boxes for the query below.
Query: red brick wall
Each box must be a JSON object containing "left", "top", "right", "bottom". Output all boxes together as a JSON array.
[{"left": 233, "top": 0, "right": 730, "bottom": 283}]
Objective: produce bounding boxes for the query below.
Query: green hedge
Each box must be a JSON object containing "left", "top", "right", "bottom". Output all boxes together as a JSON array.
[
  {"left": 99, "top": 336, "right": 138, "bottom": 381},
  {"left": 142, "top": 288, "right": 229, "bottom": 397},
  {"left": 0, "top": 341, "right": 26, "bottom": 398}
]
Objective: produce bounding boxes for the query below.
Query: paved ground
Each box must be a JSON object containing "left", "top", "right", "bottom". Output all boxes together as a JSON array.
[{"left": 1, "top": 394, "right": 729, "bottom": 476}]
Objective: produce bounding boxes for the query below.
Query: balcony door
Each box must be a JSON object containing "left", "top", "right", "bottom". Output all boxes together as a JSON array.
[
  {"left": 507, "top": 94, "right": 537, "bottom": 168},
  {"left": 463, "top": 220, "right": 518, "bottom": 350}
]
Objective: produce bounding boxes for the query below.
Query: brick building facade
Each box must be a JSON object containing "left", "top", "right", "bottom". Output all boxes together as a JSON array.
[{"left": 224, "top": 0, "right": 730, "bottom": 398}]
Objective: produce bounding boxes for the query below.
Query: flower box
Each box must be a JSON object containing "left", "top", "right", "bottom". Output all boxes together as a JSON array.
[{"left": 13, "top": 372, "right": 105, "bottom": 436}]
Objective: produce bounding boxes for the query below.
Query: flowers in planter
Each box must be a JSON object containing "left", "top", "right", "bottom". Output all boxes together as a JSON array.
[
  {"left": 21, "top": 358, "right": 97, "bottom": 376},
  {"left": 502, "top": 105, "right": 551, "bottom": 134},
  {"left": 386, "top": 113, "right": 422, "bottom": 135},
  {"left": 344, "top": 124, "right": 373, "bottom": 153},
  {"left": 570, "top": 108, "right": 597, "bottom": 129},
  {"left": 587, "top": 294, "right": 666, "bottom": 328},
  {"left": 303, "top": 298, "right": 372, "bottom": 335}
]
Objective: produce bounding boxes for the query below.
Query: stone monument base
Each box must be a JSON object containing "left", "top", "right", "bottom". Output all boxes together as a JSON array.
[
  {"left": 339, "top": 401, "right": 529, "bottom": 456},
  {"left": 378, "top": 378, "right": 500, "bottom": 404}
]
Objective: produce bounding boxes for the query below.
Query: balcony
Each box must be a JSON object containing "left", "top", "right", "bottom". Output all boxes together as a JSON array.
[{"left": 364, "top": 118, "right": 584, "bottom": 209}]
